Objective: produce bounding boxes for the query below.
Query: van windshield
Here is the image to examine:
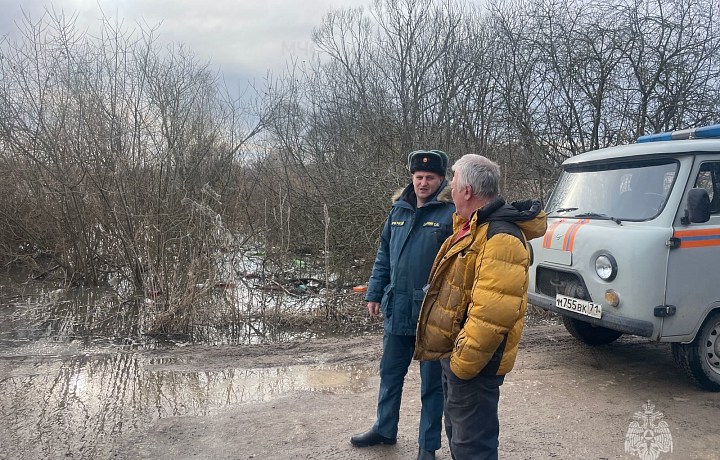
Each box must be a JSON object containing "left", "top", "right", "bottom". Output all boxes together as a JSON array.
[{"left": 547, "top": 159, "right": 679, "bottom": 221}]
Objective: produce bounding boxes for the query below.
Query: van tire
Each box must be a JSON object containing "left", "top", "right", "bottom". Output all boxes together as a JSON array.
[
  {"left": 561, "top": 315, "right": 623, "bottom": 345},
  {"left": 671, "top": 311, "right": 720, "bottom": 392}
]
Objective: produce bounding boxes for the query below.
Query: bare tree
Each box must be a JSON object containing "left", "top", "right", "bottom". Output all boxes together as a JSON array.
[
  {"left": 0, "top": 8, "right": 264, "bottom": 332},
  {"left": 3, "top": 0, "right": 720, "bottom": 331}
]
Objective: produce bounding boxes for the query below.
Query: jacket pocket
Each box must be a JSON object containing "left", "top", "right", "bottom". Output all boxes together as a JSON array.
[
  {"left": 451, "top": 251, "right": 473, "bottom": 287},
  {"left": 451, "top": 300, "right": 470, "bottom": 337},
  {"left": 432, "top": 223, "right": 452, "bottom": 250},
  {"left": 381, "top": 284, "right": 393, "bottom": 318},
  {"left": 412, "top": 288, "right": 425, "bottom": 323},
  {"left": 454, "top": 329, "right": 467, "bottom": 358}
]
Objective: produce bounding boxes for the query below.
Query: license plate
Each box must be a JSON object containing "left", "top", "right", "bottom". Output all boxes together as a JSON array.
[{"left": 555, "top": 294, "right": 602, "bottom": 319}]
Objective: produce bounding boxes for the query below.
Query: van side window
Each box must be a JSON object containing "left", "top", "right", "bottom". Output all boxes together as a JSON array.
[{"left": 694, "top": 162, "right": 720, "bottom": 214}]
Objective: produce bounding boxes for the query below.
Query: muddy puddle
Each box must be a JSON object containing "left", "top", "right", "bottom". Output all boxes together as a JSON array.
[
  {"left": 0, "top": 272, "right": 377, "bottom": 459},
  {"left": 1, "top": 347, "right": 376, "bottom": 459}
]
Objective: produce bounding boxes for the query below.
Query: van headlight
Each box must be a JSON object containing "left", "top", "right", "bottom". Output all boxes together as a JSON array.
[{"left": 595, "top": 254, "right": 617, "bottom": 281}]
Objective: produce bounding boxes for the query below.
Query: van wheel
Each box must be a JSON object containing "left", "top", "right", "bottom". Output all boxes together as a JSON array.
[
  {"left": 671, "top": 311, "right": 720, "bottom": 392},
  {"left": 561, "top": 315, "right": 623, "bottom": 345}
]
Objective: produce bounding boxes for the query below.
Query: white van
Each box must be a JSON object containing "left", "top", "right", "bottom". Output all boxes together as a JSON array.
[{"left": 527, "top": 124, "right": 720, "bottom": 391}]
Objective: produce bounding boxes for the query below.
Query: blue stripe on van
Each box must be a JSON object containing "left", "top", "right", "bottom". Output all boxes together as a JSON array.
[{"left": 682, "top": 235, "right": 720, "bottom": 241}]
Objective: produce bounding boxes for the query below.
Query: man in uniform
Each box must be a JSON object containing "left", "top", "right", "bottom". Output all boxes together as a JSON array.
[{"left": 351, "top": 150, "right": 455, "bottom": 460}]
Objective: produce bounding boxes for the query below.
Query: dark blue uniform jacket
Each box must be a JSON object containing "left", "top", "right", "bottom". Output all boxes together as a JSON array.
[{"left": 366, "top": 180, "right": 455, "bottom": 335}]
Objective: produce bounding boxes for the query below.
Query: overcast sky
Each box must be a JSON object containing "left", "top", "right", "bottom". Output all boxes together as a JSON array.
[{"left": 0, "top": 0, "right": 367, "bottom": 89}]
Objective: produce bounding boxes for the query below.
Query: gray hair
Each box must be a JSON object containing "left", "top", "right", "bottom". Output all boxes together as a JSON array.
[{"left": 452, "top": 154, "right": 500, "bottom": 201}]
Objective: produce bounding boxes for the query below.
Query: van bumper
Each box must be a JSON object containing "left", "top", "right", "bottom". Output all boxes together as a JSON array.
[{"left": 528, "top": 292, "right": 655, "bottom": 337}]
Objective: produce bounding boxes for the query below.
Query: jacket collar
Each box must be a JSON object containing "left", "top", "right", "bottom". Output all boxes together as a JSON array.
[
  {"left": 444, "top": 197, "right": 506, "bottom": 258},
  {"left": 392, "top": 179, "right": 451, "bottom": 210},
  {"left": 474, "top": 197, "right": 506, "bottom": 223},
  {"left": 451, "top": 197, "right": 506, "bottom": 233},
  {"left": 449, "top": 196, "right": 547, "bottom": 246}
]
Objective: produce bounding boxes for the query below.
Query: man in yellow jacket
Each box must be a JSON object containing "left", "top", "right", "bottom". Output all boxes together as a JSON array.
[{"left": 414, "top": 154, "right": 547, "bottom": 460}]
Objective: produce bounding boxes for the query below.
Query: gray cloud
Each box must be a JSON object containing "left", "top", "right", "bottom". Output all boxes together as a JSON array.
[{"left": 0, "top": 0, "right": 367, "bottom": 85}]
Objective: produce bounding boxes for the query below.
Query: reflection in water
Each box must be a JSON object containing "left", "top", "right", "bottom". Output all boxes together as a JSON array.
[
  {"left": 0, "top": 352, "right": 377, "bottom": 459},
  {"left": 0, "top": 282, "right": 145, "bottom": 351},
  {"left": 0, "top": 271, "right": 377, "bottom": 458},
  {"left": 0, "top": 275, "right": 351, "bottom": 352}
]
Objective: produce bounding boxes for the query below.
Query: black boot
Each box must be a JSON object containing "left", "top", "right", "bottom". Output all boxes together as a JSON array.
[
  {"left": 417, "top": 448, "right": 436, "bottom": 459},
  {"left": 350, "top": 429, "right": 397, "bottom": 447}
]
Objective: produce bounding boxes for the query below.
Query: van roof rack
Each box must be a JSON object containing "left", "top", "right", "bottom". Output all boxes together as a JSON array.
[{"left": 637, "top": 124, "right": 720, "bottom": 143}]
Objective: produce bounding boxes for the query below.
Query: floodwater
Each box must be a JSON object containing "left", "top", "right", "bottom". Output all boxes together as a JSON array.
[
  {"left": 1, "top": 353, "right": 376, "bottom": 459},
  {"left": 0, "top": 274, "right": 377, "bottom": 459}
]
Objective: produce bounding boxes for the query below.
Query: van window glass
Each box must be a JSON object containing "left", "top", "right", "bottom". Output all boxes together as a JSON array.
[
  {"left": 547, "top": 160, "right": 678, "bottom": 221},
  {"left": 694, "top": 162, "right": 720, "bottom": 214}
]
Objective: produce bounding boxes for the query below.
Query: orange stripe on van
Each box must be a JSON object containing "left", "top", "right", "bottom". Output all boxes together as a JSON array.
[
  {"left": 673, "top": 227, "right": 720, "bottom": 248},
  {"left": 566, "top": 219, "right": 590, "bottom": 252},
  {"left": 561, "top": 219, "right": 589, "bottom": 252},
  {"left": 543, "top": 218, "right": 567, "bottom": 248},
  {"left": 673, "top": 228, "right": 720, "bottom": 238}
]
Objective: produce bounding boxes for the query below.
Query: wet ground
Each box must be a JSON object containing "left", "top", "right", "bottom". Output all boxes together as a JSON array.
[
  {"left": 0, "top": 344, "right": 378, "bottom": 459},
  {"left": 125, "top": 328, "right": 720, "bottom": 460},
  {"left": 5, "top": 326, "right": 720, "bottom": 460},
  {"left": 0, "top": 273, "right": 377, "bottom": 459},
  {"left": 1, "top": 278, "right": 719, "bottom": 459}
]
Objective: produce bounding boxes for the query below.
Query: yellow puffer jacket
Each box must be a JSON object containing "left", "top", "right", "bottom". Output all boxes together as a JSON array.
[{"left": 414, "top": 198, "right": 547, "bottom": 380}]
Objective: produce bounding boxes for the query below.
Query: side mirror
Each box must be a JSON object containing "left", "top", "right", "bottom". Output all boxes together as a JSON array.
[{"left": 682, "top": 188, "right": 711, "bottom": 225}]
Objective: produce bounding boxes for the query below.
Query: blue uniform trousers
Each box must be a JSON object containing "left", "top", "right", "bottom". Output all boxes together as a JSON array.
[
  {"left": 441, "top": 358, "right": 505, "bottom": 460},
  {"left": 372, "top": 332, "right": 443, "bottom": 451}
]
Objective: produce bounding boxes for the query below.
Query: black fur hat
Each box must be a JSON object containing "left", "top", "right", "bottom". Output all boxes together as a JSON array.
[{"left": 407, "top": 150, "right": 449, "bottom": 176}]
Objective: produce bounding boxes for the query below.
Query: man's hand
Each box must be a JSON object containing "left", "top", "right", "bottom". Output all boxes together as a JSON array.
[{"left": 367, "top": 301, "right": 381, "bottom": 318}]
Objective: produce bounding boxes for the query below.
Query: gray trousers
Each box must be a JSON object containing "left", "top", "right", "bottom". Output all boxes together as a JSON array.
[{"left": 441, "top": 359, "right": 505, "bottom": 460}]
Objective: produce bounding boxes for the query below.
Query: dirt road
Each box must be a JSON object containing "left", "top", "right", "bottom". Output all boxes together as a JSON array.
[
  {"left": 118, "top": 323, "right": 719, "bottom": 460},
  {"left": 3, "top": 322, "right": 720, "bottom": 459}
]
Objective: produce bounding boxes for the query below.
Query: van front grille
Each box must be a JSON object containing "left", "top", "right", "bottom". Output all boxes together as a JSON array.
[{"left": 535, "top": 267, "right": 592, "bottom": 301}]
